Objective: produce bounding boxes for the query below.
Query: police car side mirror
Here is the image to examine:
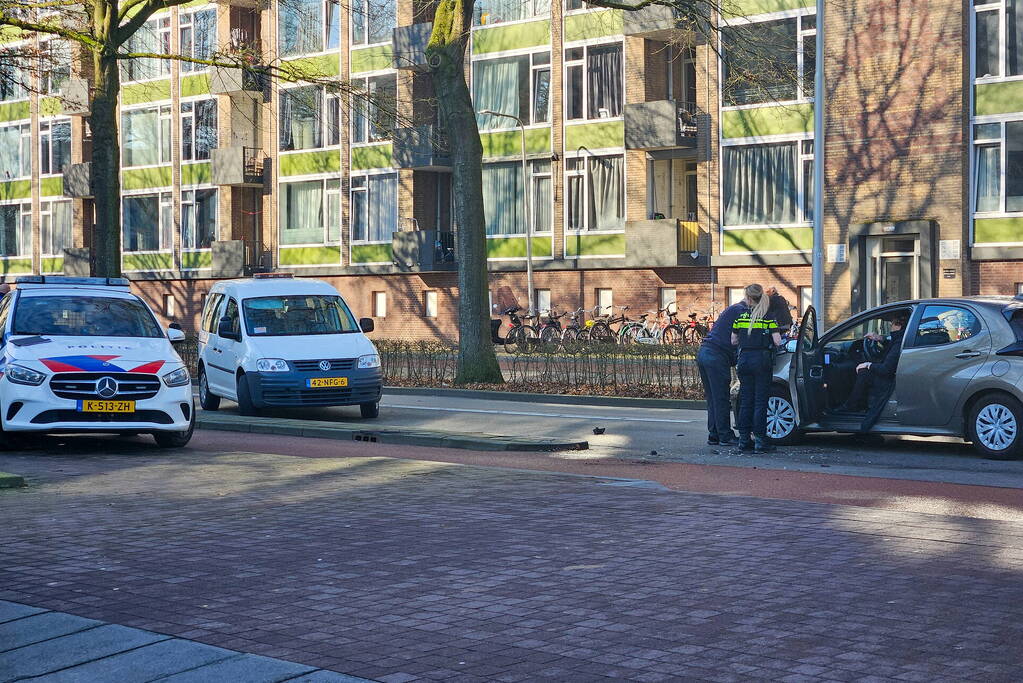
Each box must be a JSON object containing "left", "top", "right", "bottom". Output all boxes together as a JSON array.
[
  {"left": 359, "top": 317, "right": 374, "bottom": 333},
  {"left": 167, "top": 327, "right": 186, "bottom": 343}
]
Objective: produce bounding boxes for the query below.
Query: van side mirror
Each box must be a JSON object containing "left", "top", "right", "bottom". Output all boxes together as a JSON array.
[
  {"left": 167, "top": 327, "right": 186, "bottom": 343},
  {"left": 217, "top": 317, "right": 239, "bottom": 340},
  {"left": 359, "top": 317, "right": 374, "bottom": 333}
]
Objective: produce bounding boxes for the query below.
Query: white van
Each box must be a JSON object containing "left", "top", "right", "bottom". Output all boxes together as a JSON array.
[{"left": 196, "top": 275, "right": 382, "bottom": 418}]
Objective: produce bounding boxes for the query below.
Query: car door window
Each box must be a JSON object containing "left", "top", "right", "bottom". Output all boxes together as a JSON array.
[
  {"left": 912, "top": 305, "right": 981, "bottom": 347},
  {"left": 0, "top": 293, "right": 12, "bottom": 341},
  {"left": 201, "top": 293, "right": 224, "bottom": 333},
  {"left": 223, "top": 298, "right": 240, "bottom": 337}
]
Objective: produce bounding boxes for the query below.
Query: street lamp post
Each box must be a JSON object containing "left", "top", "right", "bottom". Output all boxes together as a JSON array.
[
  {"left": 811, "top": 0, "right": 825, "bottom": 321},
  {"left": 480, "top": 109, "right": 534, "bottom": 314}
]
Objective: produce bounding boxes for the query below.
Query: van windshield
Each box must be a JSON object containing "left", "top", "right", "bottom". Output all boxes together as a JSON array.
[
  {"left": 13, "top": 295, "right": 164, "bottom": 338},
  {"left": 242, "top": 295, "right": 358, "bottom": 336}
]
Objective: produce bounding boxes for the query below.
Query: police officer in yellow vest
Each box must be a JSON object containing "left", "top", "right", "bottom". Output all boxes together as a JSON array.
[{"left": 731, "top": 284, "right": 784, "bottom": 453}]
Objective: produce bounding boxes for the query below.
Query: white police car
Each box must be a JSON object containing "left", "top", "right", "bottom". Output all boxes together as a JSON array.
[{"left": 0, "top": 276, "right": 194, "bottom": 448}]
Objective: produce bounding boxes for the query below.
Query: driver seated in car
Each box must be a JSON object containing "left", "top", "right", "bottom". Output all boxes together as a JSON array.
[{"left": 838, "top": 311, "right": 909, "bottom": 427}]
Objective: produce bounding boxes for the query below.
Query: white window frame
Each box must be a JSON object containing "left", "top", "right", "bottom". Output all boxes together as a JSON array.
[
  {"left": 39, "top": 38, "right": 71, "bottom": 95},
  {"left": 659, "top": 287, "right": 677, "bottom": 313},
  {"left": 121, "top": 16, "right": 171, "bottom": 84},
  {"left": 424, "top": 290, "right": 438, "bottom": 318},
  {"left": 969, "top": 116, "right": 1023, "bottom": 223},
  {"left": 351, "top": 73, "right": 396, "bottom": 145},
  {"left": 472, "top": 49, "right": 551, "bottom": 130},
  {"left": 39, "top": 118, "right": 72, "bottom": 177},
  {"left": 350, "top": 170, "right": 397, "bottom": 245},
  {"left": 563, "top": 152, "right": 626, "bottom": 234},
  {"left": 278, "top": 176, "right": 342, "bottom": 248},
  {"left": 279, "top": 84, "right": 338, "bottom": 152},
  {"left": 972, "top": 0, "right": 1023, "bottom": 84},
  {"left": 373, "top": 291, "right": 387, "bottom": 318},
  {"left": 40, "top": 199, "right": 72, "bottom": 259},
  {"left": 0, "top": 201, "right": 33, "bottom": 258},
  {"left": 121, "top": 189, "right": 174, "bottom": 255},
  {"left": 535, "top": 288, "right": 551, "bottom": 313},
  {"left": 181, "top": 187, "right": 218, "bottom": 252},
  {"left": 351, "top": 0, "right": 395, "bottom": 47},
  {"left": 0, "top": 121, "right": 32, "bottom": 181},
  {"left": 121, "top": 104, "right": 173, "bottom": 168},
  {"left": 473, "top": 0, "right": 551, "bottom": 27},
  {"left": 0, "top": 42, "right": 28, "bottom": 102},
  {"left": 180, "top": 97, "right": 218, "bottom": 162},
  {"left": 179, "top": 8, "right": 217, "bottom": 73},
  {"left": 563, "top": 40, "right": 624, "bottom": 123},
  {"left": 596, "top": 288, "right": 613, "bottom": 315}
]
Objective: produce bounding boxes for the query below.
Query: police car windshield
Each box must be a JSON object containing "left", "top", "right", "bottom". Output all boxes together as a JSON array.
[
  {"left": 242, "top": 295, "right": 358, "bottom": 336},
  {"left": 13, "top": 296, "right": 164, "bottom": 338}
]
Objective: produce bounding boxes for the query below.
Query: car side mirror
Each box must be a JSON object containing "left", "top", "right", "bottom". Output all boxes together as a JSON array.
[
  {"left": 168, "top": 321, "right": 182, "bottom": 331},
  {"left": 217, "top": 317, "right": 238, "bottom": 340},
  {"left": 359, "top": 317, "right": 375, "bottom": 333},
  {"left": 167, "top": 327, "right": 186, "bottom": 343}
]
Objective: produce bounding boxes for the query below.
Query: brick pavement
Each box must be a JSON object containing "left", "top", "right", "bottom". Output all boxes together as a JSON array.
[{"left": 1, "top": 449, "right": 1022, "bottom": 682}]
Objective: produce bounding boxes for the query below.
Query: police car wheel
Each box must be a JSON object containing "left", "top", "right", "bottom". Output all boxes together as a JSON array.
[
  {"left": 765, "top": 388, "right": 801, "bottom": 445},
  {"left": 153, "top": 411, "right": 194, "bottom": 449}
]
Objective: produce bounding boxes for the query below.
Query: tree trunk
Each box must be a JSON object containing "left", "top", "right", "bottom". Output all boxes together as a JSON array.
[
  {"left": 427, "top": 0, "right": 503, "bottom": 384},
  {"left": 88, "top": 51, "right": 122, "bottom": 277}
]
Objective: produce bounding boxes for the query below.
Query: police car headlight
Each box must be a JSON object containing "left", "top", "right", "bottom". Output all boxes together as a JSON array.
[
  {"left": 256, "top": 358, "right": 289, "bottom": 373},
  {"left": 6, "top": 364, "right": 46, "bottom": 386},
  {"left": 162, "top": 367, "right": 191, "bottom": 387},
  {"left": 358, "top": 354, "right": 380, "bottom": 369}
]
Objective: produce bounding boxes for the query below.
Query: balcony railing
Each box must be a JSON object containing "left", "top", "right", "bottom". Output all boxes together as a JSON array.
[
  {"left": 212, "top": 146, "right": 266, "bottom": 187},
  {"left": 393, "top": 125, "right": 452, "bottom": 170},
  {"left": 392, "top": 22, "right": 433, "bottom": 71},
  {"left": 392, "top": 229, "right": 457, "bottom": 272},
  {"left": 625, "top": 218, "right": 704, "bottom": 267},
  {"left": 625, "top": 100, "right": 699, "bottom": 151}
]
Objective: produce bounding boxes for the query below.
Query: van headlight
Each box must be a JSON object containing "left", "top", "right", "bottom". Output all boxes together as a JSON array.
[
  {"left": 256, "top": 358, "right": 289, "bottom": 373},
  {"left": 162, "top": 367, "right": 191, "bottom": 387},
  {"left": 6, "top": 364, "right": 46, "bottom": 386},
  {"left": 358, "top": 354, "right": 380, "bottom": 369}
]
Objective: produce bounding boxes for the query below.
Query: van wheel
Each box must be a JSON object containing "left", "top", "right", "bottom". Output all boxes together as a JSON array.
[
  {"left": 198, "top": 367, "right": 220, "bottom": 411},
  {"left": 766, "top": 386, "right": 802, "bottom": 445},
  {"left": 968, "top": 394, "right": 1023, "bottom": 460},
  {"left": 236, "top": 374, "right": 258, "bottom": 417},
  {"left": 153, "top": 410, "right": 194, "bottom": 449},
  {"left": 360, "top": 402, "right": 379, "bottom": 419}
]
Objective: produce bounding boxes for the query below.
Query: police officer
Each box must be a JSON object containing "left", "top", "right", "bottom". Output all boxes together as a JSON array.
[
  {"left": 696, "top": 296, "right": 748, "bottom": 446},
  {"left": 731, "top": 284, "right": 784, "bottom": 453}
]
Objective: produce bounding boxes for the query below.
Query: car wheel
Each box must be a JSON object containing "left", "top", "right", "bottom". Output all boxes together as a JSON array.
[
  {"left": 968, "top": 394, "right": 1023, "bottom": 460},
  {"left": 765, "top": 387, "right": 802, "bottom": 445},
  {"left": 153, "top": 408, "right": 195, "bottom": 449},
  {"left": 236, "top": 374, "right": 258, "bottom": 417},
  {"left": 360, "top": 402, "right": 380, "bottom": 419},
  {"left": 198, "top": 367, "right": 220, "bottom": 411}
]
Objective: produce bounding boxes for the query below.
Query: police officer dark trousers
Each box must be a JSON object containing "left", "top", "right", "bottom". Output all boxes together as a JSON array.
[{"left": 731, "top": 284, "right": 783, "bottom": 454}]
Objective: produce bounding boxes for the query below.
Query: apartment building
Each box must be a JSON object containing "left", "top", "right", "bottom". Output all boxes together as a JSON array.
[{"left": 0, "top": 0, "right": 1016, "bottom": 338}]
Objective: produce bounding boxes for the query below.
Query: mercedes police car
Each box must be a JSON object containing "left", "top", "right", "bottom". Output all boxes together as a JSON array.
[{"left": 0, "top": 276, "right": 194, "bottom": 448}]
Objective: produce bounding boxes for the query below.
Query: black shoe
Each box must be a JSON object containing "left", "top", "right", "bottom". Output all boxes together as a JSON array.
[
  {"left": 753, "top": 439, "right": 776, "bottom": 453},
  {"left": 707, "top": 436, "right": 719, "bottom": 446},
  {"left": 739, "top": 440, "right": 754, "bottom": 452},
  {"left": 717, "top": 437, "right": 737, "bottom": 446}
]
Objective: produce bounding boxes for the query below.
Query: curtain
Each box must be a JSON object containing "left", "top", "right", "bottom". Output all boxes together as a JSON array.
[
  {"left": 533, "top": 173, "right": 551, "bottom": 234},
  {"left": 195, "top": 99, "right": 218, "bottom": 160},
  {"left": 723, "top": 142, "right": 796, "bottom": 225},
  {"left": 368, "top": 174, "right": 397, "bottom": 242},
  {"left": 0, "top": 126, "right": 19, "bottom": 179},
  {"left": 122, "top": 110, "right": 159, "bottom": 167},
  {"left": 1010, "top": 0, "right": 1023, "bottom": 77},
  {"left": 482, "top": 163, "right": 523, "bottom": 235},
  {"left": 0, "top": 205, "right": 17, "bottom": 257},
  {"left": 567, "top": 172, "right": 584, "bottom": 230},
  {"left": 52, "top": 121, "right": 71, "bottom": 173},
  {"left": 281, "top": 181, "right": 323, "bottom": 245},
  {"left": 123, "top": 196, "right": 160, "bottom": 252},
  {"left": 586, "top": 45, "right": 622, "bottom": 118},
  {"left": 532, "top": 66, "right": 550, "bottom": 123},
  {"left": 195, "top": 189, "right": 217, "bottom": 248},
  {"left": 976, "top": 9, "right": 1000, "bottom": 79},
  {"left": 475, "top": 58, "right": 520, "bottom": 130},
  {"left": 588, "top": 155, "right": 624, "bottom": 230},
  {"left": 280, "top": 87, "right": 320, "bottom": 151},
  {"left": 975, "top": 145, "right": 1001, "bottom": 213}
]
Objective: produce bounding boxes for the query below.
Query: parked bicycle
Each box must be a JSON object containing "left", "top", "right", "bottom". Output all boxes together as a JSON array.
[
  {"left": 559, "top": 307, "right": 590, "bottom": 354},
  {"left": 500, "top": 306, "right": 537, "bottom": 354},
  {"left": 537, "top": 308, "right": 568, "bottom": 349},
  {"left": 588, "top": 305, "right": 634, "bottom": 344}
]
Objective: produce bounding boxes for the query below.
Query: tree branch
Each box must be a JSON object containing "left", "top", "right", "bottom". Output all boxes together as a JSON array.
[{"left": 0, "top": 15, "right": 101, "bottom": 49}]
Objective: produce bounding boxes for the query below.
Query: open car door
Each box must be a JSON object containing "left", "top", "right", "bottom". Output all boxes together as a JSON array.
[{"left": 789, "top": 306, "right": 825, "bottom": 425}]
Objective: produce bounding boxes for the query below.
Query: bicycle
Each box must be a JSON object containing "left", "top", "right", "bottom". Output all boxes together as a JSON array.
[
  {"left": 588, "top": 305, "right": 633, "bottom": 344},
  {"left": 500, "top": 306, "right": 537, "bottom": 354},
  {"left": 537, "top": 308, "right": 567, "bottom": 349},
  {"left": 560, "top": 307, "right": 589, "bottom": 354},
  {"left": 659, "top": 302, "right": 687, "bottom": 345},
  {"left": 682, "top": 309, "right": 711, "bottom": 344}
]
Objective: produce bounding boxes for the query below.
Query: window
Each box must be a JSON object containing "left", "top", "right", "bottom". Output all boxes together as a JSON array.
[
  {"left": 565, "top": 155, "right": 624, "bottom": 231},
  {"left": 474, "top": 52, "right": 550, "bottom": 129},
  {"left": 596, "top": 288, "right": 613, "bottom": 315},
  {"left": 727, "top": 287, "right": 745, "bottom": 306},
  {"left": 974, "top": 1, "right": 1023, "bottom": 80},
  {"left": 201, "top": 292, "right": 224, "bottom": 332},
  {"left": 659, "top": 288, "right": 677, "bottom": 313},
  {"left": 0, "top": 203, "right": 31, "bottom": 257},
  {"left": 0, "top": 55, "right": 25, "bottom": 101},
  {"left": 351, "top": 173, "right": 398, "bottom": 242},
  {"left": 280, "top": 86, "right": 338, "bottom": 151},
  {"left": 722, "top": 14, "right": 815, "bottom": 106},
  {"left": 179, "top": 9, "right": 216, "bottom": 71},
  {"left": 181, "top": 99, "right": 218, "bottom": 161},
  {"left": 122, "top": 192, "right": 173, "bottom": 252},
  {"left": 535, "top": 288, "right": 551, "bottom": 313},
  {"left": 373, "top": 291, "right": 387, "bottom": 318},
  {"left": 565, "top": 0, "right": 588, "bottom": 10},
  {"left": 482, "top": 160, "right": 552, "bottom": 235},
  {"left": 121, "top": 17, "right": 171, "bottom": 82},
  {"left": 352, "top": 74, "right": 396, "bottom": 143},
  {"left": 279, "top": 0, "right": 340, "bottom": 56},
  {"left": 40, "top": 200, "right": 72, "bottom": 257},
  {"left": 973, "top": 120, "right": 1023, "bottom": 214},
  {"left": 474, "top": 0, "right": 550, "bottom": 25},
  {"left": 13, "top": 296, "right": 163, "bottom": 338},
  {"left": 352, "top": 0, "right": 394, "bottom": 46},
  {"left": 0, "top": 123, "right": 32, "bottom": 180},
  {"left": 182, "top": 188, "right": 218, "bottom": 250},
  {"left": 424, "top": 291, "right": 438, "bottom": 318},
  {"left": 243, "top": 296, "right": 358, "bottom": 336},
  {"left": 722, "top": 140, "right": 813, "bottom": 226},
  {"left": 223, "top": 298, "right": 240, "bottom": 337},
  {"left": 122, "top": 106, "right": 172, "bottom": 167},
  {"left": 913, "top": 305, "right": 982, "bottom": 347},
  {"left": 280, "top": 179, "right": 342, "bottom": 245},
  {"left": 164, "top": 294, "right": 176, "bottom": 317},
  {"left": 799, "top": 286, "right": 813, "bottom": 314},
  {"left": 565, "top": 43, "right": 622, "bottom": 120},
  {"left": 39, "top": 120, "right": 71, "bottom": 175},
  {"left": 40, "top": 39, "right": 71, "bottom": 94}
]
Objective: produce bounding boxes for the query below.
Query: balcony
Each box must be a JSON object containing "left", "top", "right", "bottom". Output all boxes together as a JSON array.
[
  {"left": 623, "top": 5, "right": 678, "bottom": 39},
  {"left": 392, "top": 230, "right": 457, "bottom": 272},
  {"left": 624, "top": 219, "right": 704, "bottom": 268},
  {"left": 63, "top": 162, "right": 91, "bottom": 198},
  {"left": 209, "top": 65, "right": 264, "bottom": 97},
  {"left": 393, "top": 126, "right": 451, "bottom": 171},
  {"left": 61, "top": 78, "right": 90, "bottom": 116},
  {"left": 625, "top": 100, "right": 698, "bottom": 151},
  {"left": 393, "top": 22, "right": 433, "bottom": 71},
  {"left": 211, "top": 146, "right": 266, "bottom": 187}
]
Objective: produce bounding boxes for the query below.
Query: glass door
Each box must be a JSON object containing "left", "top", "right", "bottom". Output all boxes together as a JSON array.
[{"left": 866, "top": 236, "right": 919, "bottom": 308}]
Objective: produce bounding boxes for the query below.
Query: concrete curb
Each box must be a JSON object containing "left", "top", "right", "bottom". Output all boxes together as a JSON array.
[
  {"left": 0, "top": 471, "right": 25, "bottom": 488},
  {"left": 384, "top": 386, "right": 707, "bottom": 411},
  {"left": 196, "top": 414, "right": 589, "bottom": 452}
]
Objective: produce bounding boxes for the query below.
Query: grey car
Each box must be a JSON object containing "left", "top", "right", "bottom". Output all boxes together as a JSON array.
[{"left": 758, "top": 297, "right": 1023, "bottom": 460}]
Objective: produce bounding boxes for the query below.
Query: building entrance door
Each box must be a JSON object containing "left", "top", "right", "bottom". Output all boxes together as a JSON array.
[{"left": 866, "top": 236, "right": 919, "bottom": 307}]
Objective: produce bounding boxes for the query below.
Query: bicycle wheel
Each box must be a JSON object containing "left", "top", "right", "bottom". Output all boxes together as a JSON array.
[
  {"left": 588, "top": 322, "right": 615, "bottom": 344},
  {"left": 618, "top": 322, "right": 645, "bottom": 344},
  {"left": 504, "top": 326, "right": 526, "bottom": 354},
  {"left": 561, "top": 327, "right": 581, "bottom": 354},
  {"left": 661, "top": 324, "right": 685, "bottom": 346},
  {"left": 540, "top": 325, "right": 562, "bottom": 350},
  {"left": 682, "top": 326, "right": 701, "bottom": 345},
  {"left": 519, "top": 325, "right": 539, "bottom": 354}
]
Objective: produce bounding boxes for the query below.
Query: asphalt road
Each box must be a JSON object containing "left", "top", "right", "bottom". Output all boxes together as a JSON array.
[{"left": 198, "top": 389, "right": 1023, "bottom": 490}]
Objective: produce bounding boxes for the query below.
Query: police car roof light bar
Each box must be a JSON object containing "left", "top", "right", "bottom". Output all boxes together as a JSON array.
[{"left": 15, "top": 276, "right": 131, "bottom": 287}]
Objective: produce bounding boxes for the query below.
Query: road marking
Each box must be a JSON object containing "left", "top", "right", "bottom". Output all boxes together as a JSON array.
[{"left": 383, "top": 404, "right": 695, "bottom": 424}]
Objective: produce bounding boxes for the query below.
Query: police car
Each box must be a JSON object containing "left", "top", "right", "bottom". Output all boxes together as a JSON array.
[{"left": 0, "top": 276, "right": 194, "bottom": 448}]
